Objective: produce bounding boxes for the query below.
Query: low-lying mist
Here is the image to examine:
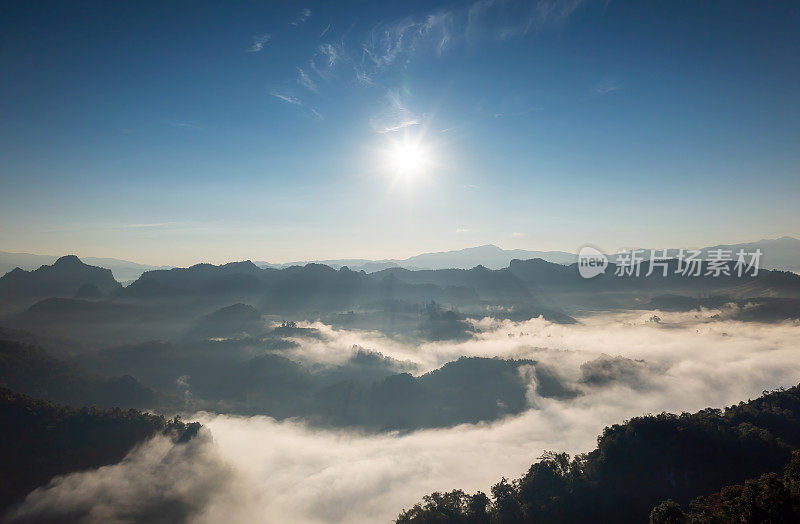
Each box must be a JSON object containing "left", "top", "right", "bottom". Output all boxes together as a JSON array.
[{"left": 12, "top": 310, "right": 800, "bottom": 523}]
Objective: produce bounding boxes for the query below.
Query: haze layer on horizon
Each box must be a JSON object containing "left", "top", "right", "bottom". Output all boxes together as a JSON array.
[{"left": 1, "top": 0, "right": 799, "bottom": 266}]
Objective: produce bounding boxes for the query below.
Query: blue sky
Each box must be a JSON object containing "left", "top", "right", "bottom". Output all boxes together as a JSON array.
[{"left": 1, "top": 0, "right": 798, "bottom": 265}]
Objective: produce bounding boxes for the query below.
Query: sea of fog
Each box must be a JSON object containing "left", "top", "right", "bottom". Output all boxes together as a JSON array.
[{"left": 12, "top": 310, "right": 800, "bottom": 523}]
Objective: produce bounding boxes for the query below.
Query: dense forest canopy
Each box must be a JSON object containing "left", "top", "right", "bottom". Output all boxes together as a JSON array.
[
  {"left": 0, "top": 387, "right": 198, "bottom": 513},
  {"left": 397, "top": 385, "right": 800, "bottom": 523}
]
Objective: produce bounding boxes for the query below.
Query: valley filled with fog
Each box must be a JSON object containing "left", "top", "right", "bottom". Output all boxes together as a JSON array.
[
  {"left": 8, "top": 308, "right": 800, "bottom": 523},
  {"left": 2, "top": 251, "right": 800, "bottom": 522}
]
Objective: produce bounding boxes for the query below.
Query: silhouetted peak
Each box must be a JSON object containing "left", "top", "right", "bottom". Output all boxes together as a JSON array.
[
  {"left": 53, "top": 255, "right": 83, "bottom": 267},
  {"left": 0, "top": 254, "right": 120, "bottom": 298},
  {"left": 222, "top": 260, "right": 260, "bottom": 271},
  {"left": 303, "top": 263, "right": 336, "bottom": 272},
  {"left": 187, "top": 263, "right": 215, "bottom": 271},
  {"left": 202, "top": 302, "right": 261, "bottom": 322},
  {"left": 466, "top": 244, "right": 503, "bottom": 253}
]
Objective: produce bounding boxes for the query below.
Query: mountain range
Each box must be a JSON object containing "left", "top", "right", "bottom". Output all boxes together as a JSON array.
[
  {"left": 2, "top": 252, "right": 799, "bottom": 351},
  {"left": 3, "top": 236, "right": 798, "bottom": 283},
  {"left": 0, "top": 251, "right": 169, "bottom": 283},
  {"left": 255, "top": 244, "right": 578, "bottom": 272},
  {"left": 257, "top": 236, "right": 800, "bottom": 272}
]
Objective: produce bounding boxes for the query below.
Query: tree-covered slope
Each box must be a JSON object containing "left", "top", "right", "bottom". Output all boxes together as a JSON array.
[
  {"left": 397, "top": 385, "right": 800, "bottom": 523},
  {"left": 0, "top": 387, "right": 199, "bottom": 514},
  {"left": 0, "top": 339, "right": 160, "bottom": 410}
]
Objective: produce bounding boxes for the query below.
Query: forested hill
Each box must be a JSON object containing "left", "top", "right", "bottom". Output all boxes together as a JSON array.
[
  {"left": 0, "top": 339, "right": 161, "bottom": 410},
  {"left": 0, "top": 388, "right": 199, "bottom": 515},
  {"left": 397, "top": 385, "right": 800, "bottom": 523}
]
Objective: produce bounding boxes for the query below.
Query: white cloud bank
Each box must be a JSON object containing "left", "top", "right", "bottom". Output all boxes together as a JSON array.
[{"left": 10, "top": 311, "right": 800, "bottom": 523}]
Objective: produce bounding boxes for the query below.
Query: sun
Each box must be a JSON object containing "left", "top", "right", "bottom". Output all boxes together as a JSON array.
[
  {"left": 391, "top": 142, "right": 425, "bottom": 175},
  {"left": 384, "top": 136, "right": 431, "bottom": 181},
  {"left": 375, "top": 130, "right": 440, "bottom": 187}
]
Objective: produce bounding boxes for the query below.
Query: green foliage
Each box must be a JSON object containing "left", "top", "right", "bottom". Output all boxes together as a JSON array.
[
  {"left": 650, "top": 500, "right": 687, "bottom": 523},
  {"left": 396, "top": 490, "right": 490, "bottom": 523},
  {"left": 672, "top": 450, "right": 800, "bottom": 523},
  {"left": 397, "top": 385, "right": 800, "bottom": 523},
  {"left": 0, "top": 387, "right": 198, "bottom": 513},
  {"left": 0, "top": 339, "right": 159, "bottom": 409}
]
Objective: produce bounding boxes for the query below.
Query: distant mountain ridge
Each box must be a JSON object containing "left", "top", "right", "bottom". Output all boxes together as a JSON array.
[
  {"left": 0, "top": 250, "right": 170, "bottom": 282},
  {"left": 3, "top": 252, "right": 799, "bottom": 349},
  {"left": 3, "top": 245, "right": 799, "bottom": 316},
  {"left": 255, "top": 244, "right": 578, "bottom": 272},
  {"left": 0, "top": 255, "right": 121, "bottom": 299},
  {"left": 255, "top": 236, "right": 800, "bottom": 273},
  {"left": 2, "top": 237, "right": 798, "bottom": 281}
]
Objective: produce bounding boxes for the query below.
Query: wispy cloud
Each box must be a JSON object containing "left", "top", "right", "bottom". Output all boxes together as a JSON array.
[
  {"left": 373, "top": 120, "right": 420, "bottom": 134},
  {"left": 361, "top": 17, "right": 416, "bottom": 70},
  {"left": 354, "top": 68, "right": 375, "bottom": 87},
  {"left": 311, "top": 43, "right": 341, "bottom": 80},
  {"left": 593, "top": 78, "right": 623, "bottom": 96},
  {"left": 169, "top": 122, "right": 203, "bottom": 130},
  {"left": 370, "top": 89, "right": 421, "bottom": 134},
  {"left": 468, "top": 0, "right": 585, "bottom": 42},
  {"left": 528, "top": 0, "right": 586, "bottom": 32},
  {"left": 270, "top": 90, "right": 322, "bottom": 121},
  {"left": 290, "top": 8, "right": 311, "bottom": 26},
  {"left": 270, "top": 91, "right": 302, "bottom": 106},
  {"left": 352, "top": 1, "right": 584, "bottom": 91},
  {"left": 425, "top": 12, "right": 454, "bottom": 55},
  {"left": 248, "top": 34, "right": 271, "bottom": 53},
  {"left": 359, "top": 11, "right": 453, "bottom": 75},
  {"left": 296, "top": 67, "right": 318, "bottom": 93},
  {"left": 269, "top": 0, "right": 586, "bottom": 127}
]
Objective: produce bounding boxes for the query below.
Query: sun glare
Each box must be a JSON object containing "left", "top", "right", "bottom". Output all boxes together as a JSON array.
[
  {"left": 391, "top": 142, "right": 425, "bottom": 174},
  {"left": 383, "top": 136, "right": 433, "bottom": 182}
]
